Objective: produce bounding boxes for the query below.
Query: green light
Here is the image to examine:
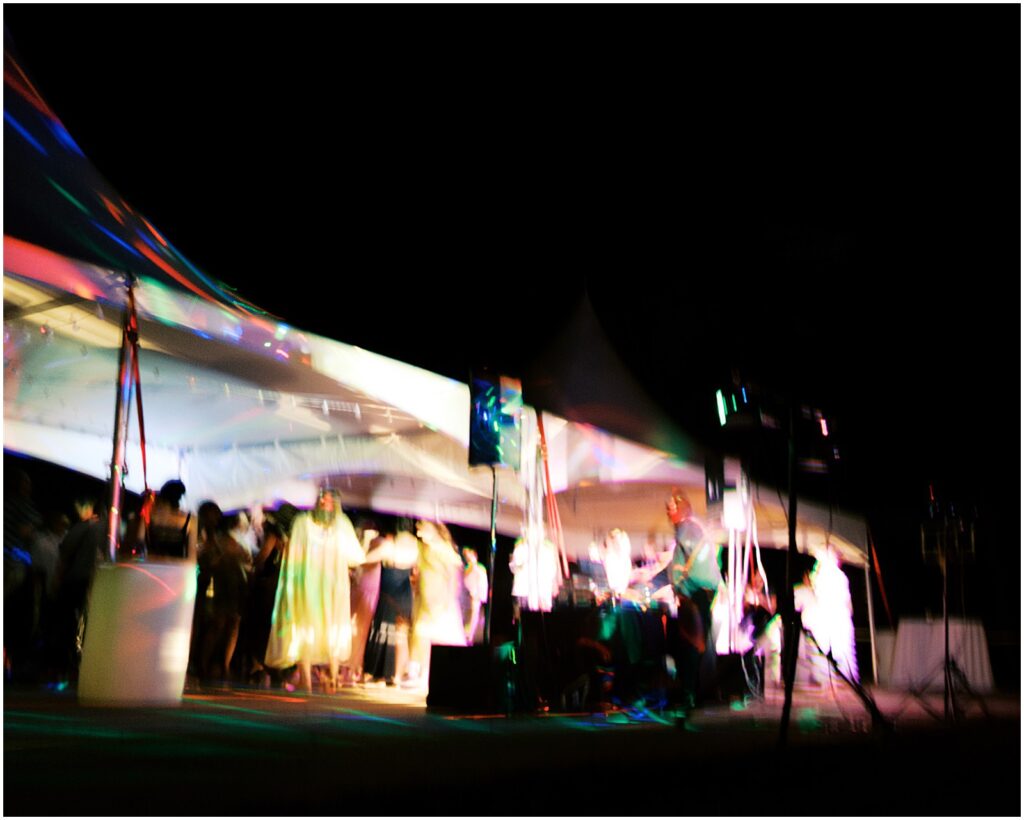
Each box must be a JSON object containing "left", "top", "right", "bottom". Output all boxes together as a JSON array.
[
  {"left": 716, "top": 390, "right": 727, "bottom": 426},
  {"left": 47, "top": 178, "right": 92, "bottom": 215},
  {"left": 731, "top": 394, "right": 738, "bottom": 412}
]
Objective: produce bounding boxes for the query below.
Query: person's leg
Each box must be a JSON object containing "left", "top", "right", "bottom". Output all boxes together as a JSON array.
[
  {"left": 675, "top": 595, "right": 702, "bottom": 708},
  {"left": 299, "top": 659, "right": 313, "bottom": 694},
  {"left": 223, "top": 615, "right": 241, "bottom": 683},
  {"left": 407, "top": 626, "right": 427, "bottom": 682},
  {"left": 394, "top": 621, "right": 410, "bottom": 683},
  {"left": 199, "top": 614, "right": 223, "bottom": 682}
]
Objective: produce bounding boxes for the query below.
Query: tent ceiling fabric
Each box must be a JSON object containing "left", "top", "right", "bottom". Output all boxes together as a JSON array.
[{"left": 4, "top": 239, "right": 868, "bottom": 566}]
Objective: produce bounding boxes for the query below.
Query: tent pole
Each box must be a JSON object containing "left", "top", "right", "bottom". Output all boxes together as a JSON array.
[
  {"left": 779, "top": 400, "right": 799, "bottom": 747},
  {"left": 864, "top": 561, "right": 879, "bottom": 686},
  {"left": 484, "top": 464, "right": 497, "bottom": 645},
  {"left": 106, "top": 283, "right": 135, "bottom": 561}
]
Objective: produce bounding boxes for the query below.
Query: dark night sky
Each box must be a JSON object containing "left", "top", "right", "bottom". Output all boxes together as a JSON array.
[{"left": 4, "top": 6, "right": 1020, "bottom": 625}]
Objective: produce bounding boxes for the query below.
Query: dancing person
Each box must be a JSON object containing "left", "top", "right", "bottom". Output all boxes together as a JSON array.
[
  {"left": 4, "top": 470, "right": 41, "bottom": 676},
  {"left": 52, "top": 497, "right": 107, "bottom": 683},
  {"left": 462, "top": 547, "right": 488, "bottom": 645},
  {"left": 196, "top": 502, "right": 252, "bottom": 684},
  {"left": 667, "top": 490, "right": 722, "bottom": 710},
  {"left": 246, "top": 503, "right": 298, "bottom": 687},
  {"left": 510, "top": 525, "right": 560, "bottom": 616},
  {"left": 406, "top": 519, "right": 466, "bottom": 688},
  {"left": 796, "top": 548, "right": 858, "bottom": 684},
  {"left": 30, "top": 510, "right": 69, "bottom": 639},
  {"left": 132, "top": 479, "right": 198, "bottom": 561},
  {"left": 345, "top": 519, "right": 384, "bottom": 686},
  {"left": 264, "top": 488, "right": 365, "bottom": 693},
  {"left": 363, "top": 525, "right": 418, "bottom": 686},
  {"left": 602, "top": 529, "right": 634, "bottom": 601},
  {"left": 227, "top": 511, "right": 258, "bottom": 559}
]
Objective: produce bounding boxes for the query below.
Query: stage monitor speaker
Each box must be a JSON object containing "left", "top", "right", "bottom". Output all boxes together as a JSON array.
[
  {"left": 469, "top": 370, "right": 523, "bottom": 470},
  {"left": 426, "top": 644, "right": 515, "bottom": 713}
]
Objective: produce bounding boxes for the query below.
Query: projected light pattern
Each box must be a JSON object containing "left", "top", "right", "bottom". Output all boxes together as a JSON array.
[{"left": 3, "top": 46, "right": 308, "bottom": 365}]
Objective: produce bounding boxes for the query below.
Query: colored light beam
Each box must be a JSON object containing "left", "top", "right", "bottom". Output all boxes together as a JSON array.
[{"left": 4, "top": 110, "right": 48, "bottom": 155}]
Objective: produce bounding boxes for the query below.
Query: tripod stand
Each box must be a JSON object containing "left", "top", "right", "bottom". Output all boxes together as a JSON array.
[
  {"left": 915, "top": 511, "right": 987, "bottom": 724},
  {"left": 801, "top": 626, "right": 893, "bottom": 735},
  {"left": 898, "top": 654, "right": 990, "bottom": 723}
]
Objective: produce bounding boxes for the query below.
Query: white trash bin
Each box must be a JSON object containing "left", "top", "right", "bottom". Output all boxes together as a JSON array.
[{"left": 78, "top": 561, "right": 197, "bottom": 706}]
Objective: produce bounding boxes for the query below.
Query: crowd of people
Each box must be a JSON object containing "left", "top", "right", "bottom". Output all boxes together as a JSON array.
[
  {"left": 3, "top": 474, "right": 490, "bottom": 694},
  {"left": 5, "top": 468, "right": 856, "bottom": 711}
]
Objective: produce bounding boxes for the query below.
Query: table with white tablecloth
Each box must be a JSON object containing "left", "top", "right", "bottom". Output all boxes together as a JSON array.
[{"left": 888, "top": 617, "right": 994, "bottom": 694}]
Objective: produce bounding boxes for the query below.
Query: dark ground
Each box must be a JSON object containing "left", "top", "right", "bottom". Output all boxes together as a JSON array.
[{"left": 4, "top": 681, "right": 1019, "bottom": 816}]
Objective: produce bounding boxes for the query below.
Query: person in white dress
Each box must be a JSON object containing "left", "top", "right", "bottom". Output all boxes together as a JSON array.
[{"left": 264, "top": 488, "right": 365, "bottom": 693}]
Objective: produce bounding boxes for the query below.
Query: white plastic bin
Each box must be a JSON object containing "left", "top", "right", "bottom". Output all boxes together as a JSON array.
[{"left": 78, "top": 561, "right": 197, "bottom": 706}]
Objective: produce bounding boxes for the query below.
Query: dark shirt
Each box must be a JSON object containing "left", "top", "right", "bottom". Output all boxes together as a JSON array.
[
  {"left": 59, "top": 519, "right": 106, "bottom": 589},
  {"left": 148, "top": 514, "right": 191, "bottom": 558}
]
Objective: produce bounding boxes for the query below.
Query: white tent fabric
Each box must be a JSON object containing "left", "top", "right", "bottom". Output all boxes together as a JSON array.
[{"left": 4, "top": 237, "right": 868, "bottom": 566}]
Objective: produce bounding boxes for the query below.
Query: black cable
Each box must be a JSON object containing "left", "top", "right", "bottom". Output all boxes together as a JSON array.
[{"left": 802, "top": 627, "right": 892, "bottom": 735}]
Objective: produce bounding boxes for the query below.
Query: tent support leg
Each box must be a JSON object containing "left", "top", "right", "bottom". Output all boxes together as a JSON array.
[
  {"left": 106, "top": 283, "right": 135, "bottom": 561},
  {"left": 865, "top": 561, "right": 879, "bottom": 687},
  {"left": 483, "top": 464, "right": 497, "bottom": 646},
  {"left": 779, "top": 400, "right": 798, "bottom": 747}
]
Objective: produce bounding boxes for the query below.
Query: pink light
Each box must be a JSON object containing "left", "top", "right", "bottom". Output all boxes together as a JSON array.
[
  {"left": 3, "top": 235, "right": 106, "bottom": 300},
  {"left": 113, "top": 562, "right": 176, "bottom": 599},
  {"left": 274, "top": 348, "right": 290, "bottom": 359},
  {"left": 819, "top": 418, "right": 829, "bottom": 437}
]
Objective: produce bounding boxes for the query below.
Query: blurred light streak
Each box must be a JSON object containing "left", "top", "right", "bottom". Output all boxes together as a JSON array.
[
  {"left": 46, "top": 118, "right": 85, "bottom": 156},
  {"left": 4, "top": 110, "right": 48, "bottom": 155},
  {"left": 133, "top": 238, "right": 224, "bottom": 303},
  {"left": 99, "top": 194, "right": 126, "bottom": 225},
  {"left": 91, "top": 220, "right": 143, "bottom": 258},
  {"left": 46, "top": 177, "right": 92, "bottom": 214},
  {"left": 140, "top": 215, "right": 168, "bottom": 247},
  {"left": 3, "top": 236, "right": 106, "bottom": 301}
]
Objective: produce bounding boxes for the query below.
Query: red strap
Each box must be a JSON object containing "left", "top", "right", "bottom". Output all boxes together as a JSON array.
[
  {"left": 537, "top": 413, "right": 569, "bottom": 579},
  {"left": 126, "top": 286, "right": 149, "bottom": 493},
  {"left": 868, "top": 527, "right": 894, "bottom": 627}
]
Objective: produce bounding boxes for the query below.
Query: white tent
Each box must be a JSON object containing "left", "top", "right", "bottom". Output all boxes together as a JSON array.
[{"left": 4, "top": 236, "right": 868, "bottom": 570}]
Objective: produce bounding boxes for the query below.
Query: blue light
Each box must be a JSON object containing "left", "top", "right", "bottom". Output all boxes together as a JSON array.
[
  {"left": 136, "top": 229, "right": 166, "bottom": 257},
  {"left": 4, "top": 111, "right": 48, "bottom": 156},
  {"left": 46, "top": 119, "right": 85, "bottom": 156},
  {"left": 90, "top": 221, "right": 143, "bottom": 259},
  {"left": 741, "top": 387, "right": 747, "bottom": 404}
]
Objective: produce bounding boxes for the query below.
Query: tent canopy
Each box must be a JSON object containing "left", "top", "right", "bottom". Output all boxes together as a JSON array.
[{"left": 3, "top": 240, "right": 868, "bottom": 566}]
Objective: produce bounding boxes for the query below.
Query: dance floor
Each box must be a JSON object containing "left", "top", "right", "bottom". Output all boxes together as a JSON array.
[{"left": 4, "top": 681, "right": 1020, "bottom": 815}]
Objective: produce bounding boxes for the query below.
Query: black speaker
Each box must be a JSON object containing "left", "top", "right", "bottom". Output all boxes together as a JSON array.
[
  {"left": 468, "top": 370, "right": 523, "bottom": 470},
  {"left": 426, "top": 645, "right": 514, "bottom": 713}
]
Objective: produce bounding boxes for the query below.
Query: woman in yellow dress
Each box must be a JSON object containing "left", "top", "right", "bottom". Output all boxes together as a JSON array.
[
  {"left": 405, "top": 520, "right": 466, "bottom": 687},
  {"left": 264, "top": 489, "right": 365, "bottom": 693}
]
